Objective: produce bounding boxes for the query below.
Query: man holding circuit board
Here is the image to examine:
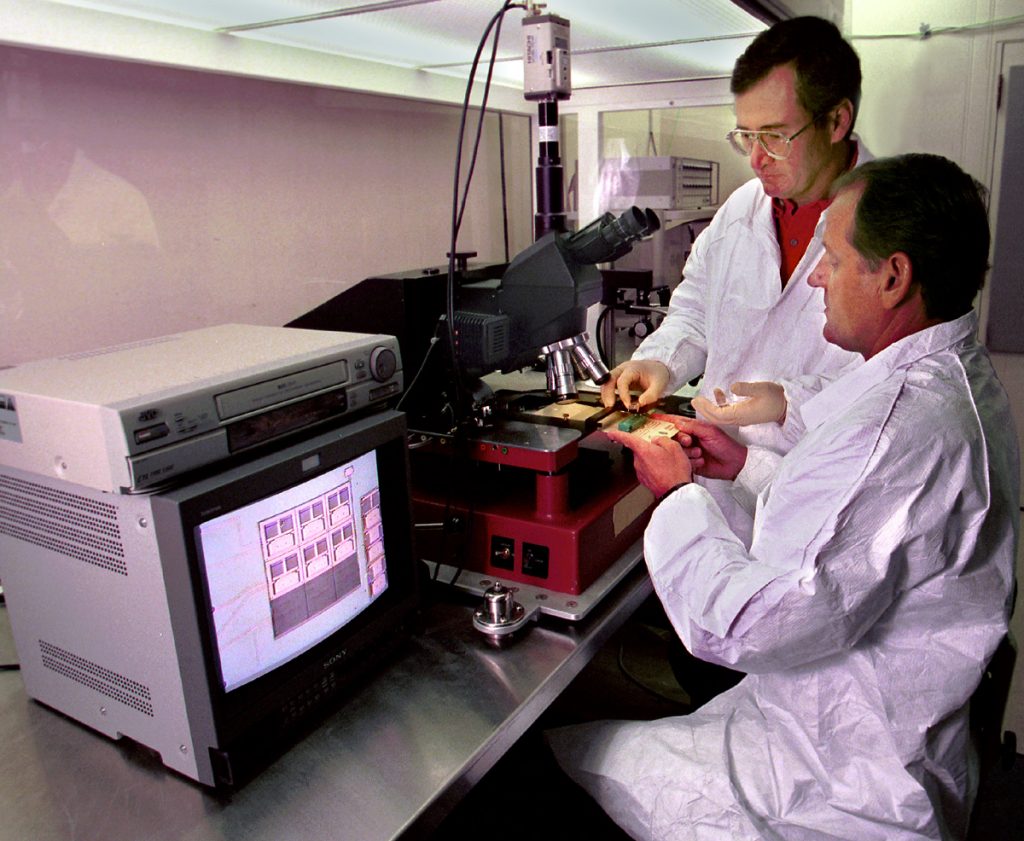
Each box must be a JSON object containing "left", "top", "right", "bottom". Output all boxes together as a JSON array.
[
  {"left": 601, "top": 17, "right": 870, "bottom": 545},
  {"left": 554, "top": 153, "right": 1019, "bottom": 840}
]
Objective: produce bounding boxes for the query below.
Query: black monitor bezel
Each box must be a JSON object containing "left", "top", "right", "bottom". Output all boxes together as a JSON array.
[{"left": 157, "top": 409, "right": 419, "bottom": 753}]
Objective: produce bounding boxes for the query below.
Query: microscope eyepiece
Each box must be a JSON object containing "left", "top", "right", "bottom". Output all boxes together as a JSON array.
[{"left": 562, "top": 206, "right": 660, "bottom": 265}]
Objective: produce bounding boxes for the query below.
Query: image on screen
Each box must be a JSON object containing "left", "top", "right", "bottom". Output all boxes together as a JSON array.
[{"left": 196, "top": 451, "right": 389, "bottom": 691}]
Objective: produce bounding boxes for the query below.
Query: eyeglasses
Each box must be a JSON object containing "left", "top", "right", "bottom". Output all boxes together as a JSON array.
[{"left": 725, "top": 114, "right": 822, "bottom": 160}]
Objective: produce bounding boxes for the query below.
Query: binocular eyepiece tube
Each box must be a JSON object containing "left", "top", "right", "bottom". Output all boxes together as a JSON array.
[{"left": 563, "top": 206, "right": 661, "bottom": 265}]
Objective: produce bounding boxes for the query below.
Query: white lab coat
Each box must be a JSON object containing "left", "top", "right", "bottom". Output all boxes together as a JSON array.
[
  {"left": 633, "top": 139, "right": 870, "bottom": 542},
  {"left": 549, "top": 313, "right": 1019, "bottom": 840}
]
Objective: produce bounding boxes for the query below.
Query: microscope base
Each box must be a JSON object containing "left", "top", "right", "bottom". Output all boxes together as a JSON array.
[{"left": 411, "top": 445, "right": 654, "bottom": 597}]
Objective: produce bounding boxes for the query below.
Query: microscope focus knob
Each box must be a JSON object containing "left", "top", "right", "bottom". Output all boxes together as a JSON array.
[
  {"left": 369, "top": 346, "right": 398, "bottom": 382},
  {"left": 630, "top": 318, "right": 654, "bottom": 339}
]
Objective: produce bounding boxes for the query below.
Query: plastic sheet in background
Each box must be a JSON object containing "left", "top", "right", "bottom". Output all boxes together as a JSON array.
[{"left": 596, "top": 143, "right": 716, "bottom": 290}]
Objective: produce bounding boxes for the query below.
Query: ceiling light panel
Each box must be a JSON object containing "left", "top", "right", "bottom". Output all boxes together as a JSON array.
[
  {"left": 47, "top": 1, "right": 338, "bottom": 30},
  {"left": 48, "top": 0, "right": 766, "bottom": 89}
]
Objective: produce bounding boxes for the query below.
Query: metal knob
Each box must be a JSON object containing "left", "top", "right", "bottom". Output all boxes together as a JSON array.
[
  {"left": 485, "top": 583, "right": 515, "bottom": 624},
  {"left": 473, "top": 582, "right": 528, "bottom": 639},
  {"left": 369, "top": 346, "right": 398, "bottom": 381}
]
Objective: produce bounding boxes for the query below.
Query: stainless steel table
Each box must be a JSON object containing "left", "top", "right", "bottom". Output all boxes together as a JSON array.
[{"left": 0, "top": 550, "right": 651, "bottom": 841}]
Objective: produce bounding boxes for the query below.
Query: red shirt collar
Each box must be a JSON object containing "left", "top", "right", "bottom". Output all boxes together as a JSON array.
[{"left": 770, "top": 142, "right": 859, "bottom": 284}]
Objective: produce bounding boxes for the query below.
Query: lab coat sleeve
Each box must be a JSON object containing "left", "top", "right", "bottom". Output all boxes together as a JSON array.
[
  {"left": 777, "top": 360, "right": 860, "bottom": 445},
  {"left": 647, "top": 381, "right": 974, "bottom": 674},
  {"left": 645, "top": 481, "right": 785, "bottom": 645},
  {"left": 730, "top": 445, "right": 782, "bottom": 515},
  {"left": 632, "top": 223, "right": 712, "bottom": 393}
]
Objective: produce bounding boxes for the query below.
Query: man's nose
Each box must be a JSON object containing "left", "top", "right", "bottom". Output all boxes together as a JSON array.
[
  {"left": 750, "top": 140, "right": 770, "bottom": 169},
  {"left": 808, "top": 257, "right": 827, "bottom": 288}
]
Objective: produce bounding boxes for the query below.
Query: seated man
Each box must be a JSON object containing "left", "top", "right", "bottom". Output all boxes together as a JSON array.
[{"left": 548, "top": 154, "right": 1019, "bottom": 840}]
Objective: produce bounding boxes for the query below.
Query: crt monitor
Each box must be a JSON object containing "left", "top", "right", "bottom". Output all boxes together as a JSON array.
[
  {"left": 0, "top": 409, "right": 419, "bottom": 787},
  {"left": 159, "top": 408, "right": 421, "bottom": 786}
]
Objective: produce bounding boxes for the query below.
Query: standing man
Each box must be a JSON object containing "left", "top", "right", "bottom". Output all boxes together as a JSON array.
[
  {"left": 552, "top": 154, "right": 1019, "bottom": 839},
  {"left": 602, "top": 16, "right": 870, "bottom": 542}
]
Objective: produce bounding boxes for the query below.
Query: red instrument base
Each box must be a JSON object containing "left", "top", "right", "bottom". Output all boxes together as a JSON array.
[{"left": 411, "top": 439, "right": 654, "bottom": 595}]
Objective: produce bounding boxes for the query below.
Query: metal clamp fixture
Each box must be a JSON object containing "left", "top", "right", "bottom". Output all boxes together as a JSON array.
[{"left": 472, "top": 582, "right": 533, "bottom": 640}]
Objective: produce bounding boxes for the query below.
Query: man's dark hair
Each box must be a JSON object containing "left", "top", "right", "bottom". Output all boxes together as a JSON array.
[
  {"left": 832, "top": 154, "right": 990, "bottom": 321},
  {"left": 731, "top": 17, "right": 862, "bottom": 136}
]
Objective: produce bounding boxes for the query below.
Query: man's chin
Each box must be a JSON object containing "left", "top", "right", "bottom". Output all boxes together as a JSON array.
[
  {"left": 823, "top": 327, "right": 856, "bottom": 354},
  {"left": 758, "top": 177, "right": 787, "bottom": 198}
]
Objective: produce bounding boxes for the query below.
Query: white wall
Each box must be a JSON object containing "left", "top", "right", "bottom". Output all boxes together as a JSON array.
[
  {"left": 0, "top": 45, "right": 534, "bottom": 365},
  {"left": 0, "top": 0, "right": 529, "bottom": 114},
  {"left": 849, "top": 0, "right": 1024, "bottom": 741}
]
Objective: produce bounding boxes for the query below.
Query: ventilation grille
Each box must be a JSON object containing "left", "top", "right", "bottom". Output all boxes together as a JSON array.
[
  {"left": 0, "top": 473, "right": 127, "bottom": 575},
  {"left": 39, "top": 640, "right": 154, "bottom": 717},
  {"left": 454, "top": 311, "right": 510, "bottom": 368}
]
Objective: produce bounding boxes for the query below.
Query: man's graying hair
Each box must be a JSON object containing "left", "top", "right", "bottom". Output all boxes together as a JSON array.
[
  {"left": 731, "top": 17, "right": 862, "bottom": 137},
  {"left": 832, "top": 154, "right": 990, "bottom": 321}
]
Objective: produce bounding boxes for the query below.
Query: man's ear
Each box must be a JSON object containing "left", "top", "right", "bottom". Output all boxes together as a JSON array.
[
  {"left": 829, "top": 99, "right": 854, "bottom": 144},
  {"left": 880, "top": 252, "right": 915, "bottom": 309}
]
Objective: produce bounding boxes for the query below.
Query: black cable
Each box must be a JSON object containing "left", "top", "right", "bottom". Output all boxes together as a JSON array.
[
  {"left": 445, "top": 1, "right": 525, "bottom": 426},
  {"left": 499, "top": 112, "right": 510, "bottom": 263},
  {"left": 455, "top": 12, "right": 506, "bottom": 235},
  {"left": 395, "top": 318, "right": 445, "bottom": 413},
  {"left": 428, "top": 1, "right": 526, "bottom": 593},
  {"left": 595, "top": 305, "right": 613, "bottom": 367},
  {"left": 439, "top": 0, "right": 521, "bottom": 582},
  {"left": 616, "top": 641, "right": 684, "bottom": 705},
  {"left": 446, "top": 451, "right": 486, "bottom": 588}
]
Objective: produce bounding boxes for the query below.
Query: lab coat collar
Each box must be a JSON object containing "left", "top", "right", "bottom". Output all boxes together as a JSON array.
[{"left": 800, "top": 311, "right": 978, "bottom": 432}]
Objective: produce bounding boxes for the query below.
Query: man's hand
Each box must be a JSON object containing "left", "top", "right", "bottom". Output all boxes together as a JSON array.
[
  {"left": 652, "top": 415, "right": 748, "bottom": 481},
  {"left": 600, "top": 359, "right": 672, "bottom": 409},
  {"left": 690, "top": 381, "right": 787, "bottom": 426},
  {"left": 604, "top": 427, "right": 692, "bottom": 499}
]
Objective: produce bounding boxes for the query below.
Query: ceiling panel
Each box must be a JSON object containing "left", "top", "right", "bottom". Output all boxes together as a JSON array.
[{"left": 47, "top": 0, "right": 767, "bottom": 90}]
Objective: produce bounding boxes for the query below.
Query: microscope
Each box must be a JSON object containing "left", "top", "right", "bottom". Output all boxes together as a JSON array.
[
  {"left": 452, "top": 204, "right": 660, "bottom": 406},
  {"left": 289, "top": 8, "right": 663, "bottom": 618}
]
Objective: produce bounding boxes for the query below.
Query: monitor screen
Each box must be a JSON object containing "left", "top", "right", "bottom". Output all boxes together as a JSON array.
[
  {"left": 159, "top": 407, "right": 418, "bottom": 776},
  {"left": 195, "top": 449, "right": 390, "bottom": 692}
]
